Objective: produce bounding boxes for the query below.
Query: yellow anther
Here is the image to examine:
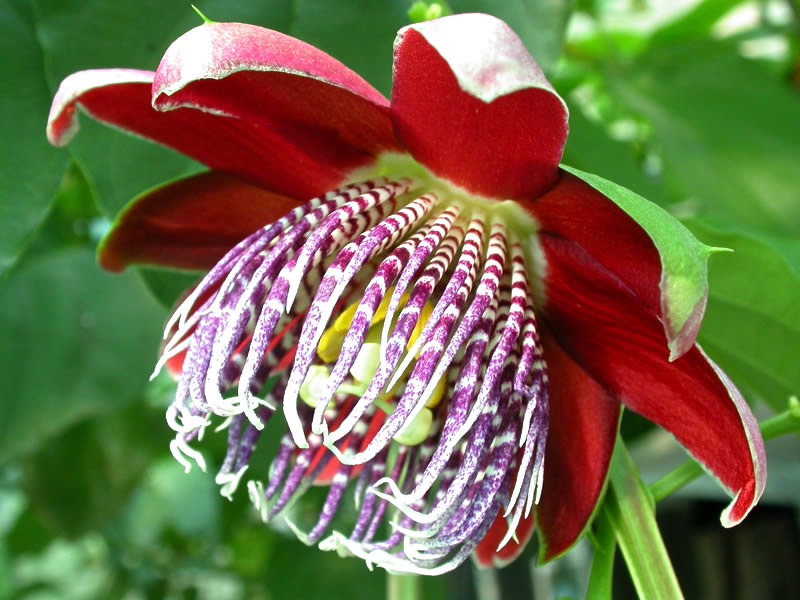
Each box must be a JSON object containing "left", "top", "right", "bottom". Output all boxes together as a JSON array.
[
  {"left": 299, "top": 364, "right": 370, "bottom": 406},
  {"left": 350, "top": 342, "right": 381, "bottom": 383},
  {"left": 299, "top": 365, "right": 332, "bottom": 408},
  {"left": 318, "top": 288, "right": 395, "bottom": 363},
  {"left": 315, "top": 287, "right": 442, "bottom": 414},
  {"left": 426, "top": 376, "right": 447, "bottom": 408},
  {"left": 317, "top": 287, "right": 433, "bottom": 363},
  {"left": 392, "top": 407, "right": 433, "bottom": 446},
  {"left": 317, "top": 325, "right": 345, "bottom": 363},
  {"left": 380, "top": 373, "right": 444, "bottom": 410},
  {"left": 407, "top": 301, "right": 433, "bottom": 351}
]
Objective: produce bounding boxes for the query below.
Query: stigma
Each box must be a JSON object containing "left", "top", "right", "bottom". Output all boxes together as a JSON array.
[{"left": 159, "top": 159, "right": 550, "bottom": 574}]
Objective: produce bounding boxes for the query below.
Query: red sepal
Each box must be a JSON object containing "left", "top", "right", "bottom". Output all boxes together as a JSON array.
[
  {"left": 536, "top": 327, "right": 621, "bottom": 562},
  {"left": 98, "top": 171, "right": 302, "bottom": 273},
  {"left": 47, "top": 70, "right": 365, "bottom": 199},
  {"left": 539, "top": 234, "right": 766, "bottom": 528},
  {"left": 474, "top": 507, "right": 536, "bottom": 568},
  {"left": 153, "top": 23, "right": 402, "bottom": 162},
  {"left": 524, "top": 171, "right": 662, "bottom": 318},
  {"left": 391, "top": 14, "right": 567, "bottom": 200},
  {"left": 312, "top": 409, "right": 386, "bottom": 486}
]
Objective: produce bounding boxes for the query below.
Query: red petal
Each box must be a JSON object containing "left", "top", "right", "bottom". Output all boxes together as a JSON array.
[
  {"left": 304, "top": 397, "right": 385, "bottom": 481},
  {"left": 540, "top": 234, "right": 767, "bottom": 528},
  {"left": 47, "top": 69, "right": 153, "bottom": 146},
  {"left": 153, "top": 23, "right": 402, "bottom": 163},
  {"left": 312, "top": 409, "right": 386, "bottom": 486},
  {"left": 391, "top": 14, "right": 568, "bottom": 199},
  {"left": 524, "top": 171, "right": 663, "bottom": 319},
  {"left": 536, "top": 327, "right": 621, "bottom": 562},
  {"left": 159, "top": 282, "right": 217, "bottom": 379},
  {"left": 473, "top": 507, "right": 535, "bottom": 568},
  {"left": 98, "top": 171, "right": 301, "bottom": 272},
  {"left": 47, "top": 70, "right": 364, "bottom": 199},
  {"left": 165, "top": 351, "right": 186, "bottom": 379}
]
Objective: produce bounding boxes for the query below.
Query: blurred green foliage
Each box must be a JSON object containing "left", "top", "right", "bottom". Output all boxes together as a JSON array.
[{"left": 1, "top": 0, "right": 798, "bottom": 598}]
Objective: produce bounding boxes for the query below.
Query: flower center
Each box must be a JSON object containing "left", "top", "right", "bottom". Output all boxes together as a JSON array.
[{"left": 159, "top": 156, "right": 550, "bottom": 574}]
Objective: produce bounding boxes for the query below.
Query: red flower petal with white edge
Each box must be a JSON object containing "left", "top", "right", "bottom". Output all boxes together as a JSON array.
[
  {"left": 391, "top": 13, "right": 568, "bottom": 200},
  {"left": 98, "top": 171, "right": 301, "bottom": 272},
  {"left": 152, "top": 22, "right": 402, "bottom": 162}
]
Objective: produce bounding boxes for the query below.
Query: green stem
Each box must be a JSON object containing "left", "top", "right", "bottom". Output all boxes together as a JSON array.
[
  {"left": 649, "top": 461, "right": 702, "bottom": 504},
  {"left": 607, "top": 437, "right": 684, "bottom": 600},
  {"left": 387, "top": 573, "right": 420, "bottom": 600},
  {"left": 586, "top": 506, "right": 617, "bottom": 599},
  {"left": 650, "top": 399, "right": 800, "bottom": 502}
]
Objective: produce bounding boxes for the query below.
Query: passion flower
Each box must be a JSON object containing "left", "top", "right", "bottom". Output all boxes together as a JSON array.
[{"left": 47, "top": 13, "right": 765, "bottom": 574}]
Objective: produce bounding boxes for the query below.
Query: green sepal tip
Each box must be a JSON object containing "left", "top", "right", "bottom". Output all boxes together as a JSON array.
[{"left": 191, "top": 4, "right": 218, "bottom": 25}]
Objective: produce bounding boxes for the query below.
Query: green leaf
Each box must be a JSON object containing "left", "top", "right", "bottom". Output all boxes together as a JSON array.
[
  {"left": 31, "top": 0, "right": 294, "bottom": 217},
  {"left": 648, "top": 0, "right": 747, "bottom": 47},
  {"left": 22, "top": 404, "right": 164, "bottom": 538},
  {"left": 292, "top": 1, "right": 572, "bottom": 95},
  {"left": 257, "top": 530, "right": 390, "bottom": 600},
  {"left": 564, "top": 30, "right": 648, "bottom": 62},
  {"left": 26, "top": 160, "right": 103, "bottom": 259},
  {"left": 685, "top": 218, "right": 800, "bottom": 410},
  {"left": 5, "top": 500, "right": 51, "bottom": 557},
  {"left": 0, "top": 0, "right": 68, "bottom": 277},
  {"left": 562, "top": 103, "right": 668, "bottom": 206},
  {"left": 0, "top": 542, "right": 11, "bottom": 598},
  {"left": 120, "top": 456, "right": 221, "bottom": 549},
  {"left": 611, "top": 41, "right": 800, "bottom": 235},
  {"left": 0, "top": 248, "right": 165, "bottom": 463},
  {"left": 291, "top": 0, "right": 409, "bottom": 97},
  {"left": 138, "top": 268, "right": 200, "bottom": 310},
  {"left": 562, "top": 165, "right": 714, "bottom": 359},
  {"left": 408, "top": 1, "right": 454, "bottom": 23},
  {"left": 451, "top": 0, "right": 572, "bottom": 72}
]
